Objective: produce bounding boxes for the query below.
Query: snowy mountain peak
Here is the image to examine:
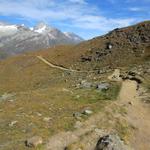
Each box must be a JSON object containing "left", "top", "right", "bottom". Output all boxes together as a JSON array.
[
  {"left": 34, "top": 25, "right": 46, "bottom": 33},
  {"left": 33, "top": 22, "right": 56, "bottom": 34},
  {"left": 0, "top": 21, "right": 84, "bottom": 59}
]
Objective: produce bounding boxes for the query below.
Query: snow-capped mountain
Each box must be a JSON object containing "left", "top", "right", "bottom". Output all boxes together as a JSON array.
[
  {"left": 34, "top": 22, "right": 54, "bottom": 34},
  {"left": 0, "top": 22, "right": 84, "bottom": 59}
]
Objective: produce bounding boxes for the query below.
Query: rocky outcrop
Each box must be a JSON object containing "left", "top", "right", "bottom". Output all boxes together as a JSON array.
[
  {"left": 79, "top": 21, "right": 150, "bottom": 69},
  {"left": 95, "top": 134, "right": 130, "bottom": 150}
]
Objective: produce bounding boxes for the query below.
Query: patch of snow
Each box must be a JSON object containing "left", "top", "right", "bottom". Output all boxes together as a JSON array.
[
  {"left": 0, "top": 25, "right": 18, "bottom": 37},
  {"left": 34, "top": 25, "right": 46, "bottom": 34},
  {"left": 30, "top": 27, "right": 34, "bottom": 31},
  {"left": 64, "top": 32, "right": 72, "bottom": 38}
]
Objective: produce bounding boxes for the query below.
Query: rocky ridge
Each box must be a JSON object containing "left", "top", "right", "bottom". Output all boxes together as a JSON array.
[
  {"left": 78, "top": 21, "right": 150, "bottom": 69},
  {"left": 0, "top": 22, "right": 83, "bottom": 59}
]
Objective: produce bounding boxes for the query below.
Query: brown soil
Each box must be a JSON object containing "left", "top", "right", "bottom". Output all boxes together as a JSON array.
[{"left": 119, "top": 80, "right": 150, "bottom": 150}]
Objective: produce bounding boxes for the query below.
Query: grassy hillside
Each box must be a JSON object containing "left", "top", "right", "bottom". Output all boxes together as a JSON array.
[
  {"left": 0, "top": 21, "right": 149, "bottom": 150},
  {"left": 0, "top": 47, "right": 121, "bottom": 150}
]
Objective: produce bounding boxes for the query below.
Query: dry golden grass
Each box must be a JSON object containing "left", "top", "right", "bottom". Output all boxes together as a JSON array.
[{"left": 0, "top": 52, "right": 122, "bottom": 149}]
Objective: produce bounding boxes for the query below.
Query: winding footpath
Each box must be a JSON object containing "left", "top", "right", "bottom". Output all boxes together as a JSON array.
[
  {"left": 37, "top": 56, "right": 87, "bottom": 73},
  {"left": 119, "top": 80, "right": 150, "bottom": 150},
  {"left": 43, "top": 77, "right": 150, "bottom": 150}
]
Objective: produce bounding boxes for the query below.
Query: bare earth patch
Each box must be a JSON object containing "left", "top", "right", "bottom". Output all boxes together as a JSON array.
[{"left": 119, "top": 80, "right": 150, "bottom": 150}]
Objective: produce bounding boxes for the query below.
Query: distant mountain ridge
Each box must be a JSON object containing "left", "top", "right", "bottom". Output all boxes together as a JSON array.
[{"left": 0, "top": 22, "right": 84, "bottom": 59}]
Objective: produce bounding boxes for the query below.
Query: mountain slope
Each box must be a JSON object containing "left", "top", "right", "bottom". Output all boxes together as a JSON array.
[
  {"left": 73, "top": 21, "right": 150, "bottom": 70},
  {"left": 0, "top": 21, "right": 149, "bottom": 150},
  {"left": 0, "top": 22, "right": 83, "bottom": 59},
  {"left": 0, "top": 21, "right": 149, "bottom": 92},
  {"left": 29, "top": 21, "right": 149, "bottom": 72}
]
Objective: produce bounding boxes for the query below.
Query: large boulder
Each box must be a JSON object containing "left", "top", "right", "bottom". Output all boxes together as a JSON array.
[
  {"left": 96, "top": 83, "right": 110, "bottom": 91},
  {"left": 95, "top": 134, "right": 130, "bottom": 150}
]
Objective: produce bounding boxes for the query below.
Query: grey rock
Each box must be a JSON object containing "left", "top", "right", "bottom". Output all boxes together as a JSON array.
[
  {"left": 80, "top": 80, "right": 92, "bottom": 88},
  {"left": 82, "top": 109, "right": 93, "bottom": 115},
  {"left": 122, "top": 71, "right": 143, "bottom": 83},
  {"left": 73, "top": 112, "right": 83, "bottom": 119},
  {"left": 96, "top": 83, "right": 110, "bottom": 91},
  {"left": 43, "top": 117, "right": 52, "bottom": 122},
  {"left": 106, "top": 43, "right": 113, "bottom": 49},
  {"left": 9, "top": 121, "right": 18, "bottom": 127},
  {"left": 95, "top": 134, "right": 129, "bottom": 150}
]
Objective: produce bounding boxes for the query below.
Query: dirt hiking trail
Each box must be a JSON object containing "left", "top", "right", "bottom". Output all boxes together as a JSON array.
[
  {"left": 119, "top": 80, "right": 150, "bottom": 150},
  {"left": 46, "top": 112, "right": 107, "bottom": 150},
  {"left": 45, "top": 80, "right": 150, "bottom": 150},
  {"left": 37, "top": 56, "right": 98, "bottom": 73}
]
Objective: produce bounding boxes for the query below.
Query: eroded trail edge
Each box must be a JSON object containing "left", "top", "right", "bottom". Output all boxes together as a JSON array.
[{"left": 119, "top": 80, "right": 150, "bottom": 150}]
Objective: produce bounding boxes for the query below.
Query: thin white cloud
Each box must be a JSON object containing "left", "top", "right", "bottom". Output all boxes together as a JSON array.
[
  {"left": 0, "top": 0, "right": 135, "bottom": 34},
  {"left": 73, "top": 16, "right": 135, "bottom": 31}
]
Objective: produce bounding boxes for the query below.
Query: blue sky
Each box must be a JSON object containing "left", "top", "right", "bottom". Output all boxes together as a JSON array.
[{"left": 0, "top": 0, "right": 149, "bottom": 39}]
